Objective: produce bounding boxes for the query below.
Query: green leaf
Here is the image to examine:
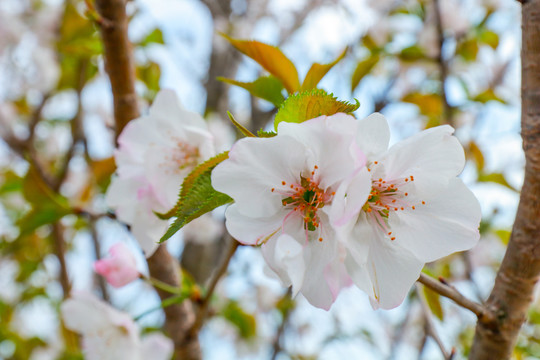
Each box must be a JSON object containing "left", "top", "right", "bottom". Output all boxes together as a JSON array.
[
  {"left": 351, "top": 54, "right": 380, "bottom": 93},
  {"left": 140, "top": 28, "right": 165, "bottom": 46},
  {"left": 17, "top": 167, "right": 71, "bottom": 237},
  {"left": 478, "top": 29, "right": 499, "bottom": 49},
  {"left": 160, "top": 152, "right": 233, "bottom": 242},
  {"left": 471, "top": 89, "right": 506, "bottom": 104},
  {"left": 495, "top": 229, "right": 511, "bottom": 245},
  {"left": 221, "top": 300, "right": 257, "bottom": 339},
  {"left": 218, "top": 76, "right": 285, "bottom": 107},
  {"left": 221, "top": 34, "right": 300, "bottom": 93},
  {"left": 402, "top": 92, "right": 443, "bottom": 118},
  {"left": 468, "top": 141, "right": 485, "bottom": 172},
  {"left": 477, "top": 172, "right": 517, "bottom": 192},
  {"left": 256, "top": 129, "right": 277, "bottom": 138},
  {"left": 399, "top": 45, "right": 425, "bottom": 62},
  {"left": 0, "top": 171, "right": 23, "bottom": 194},
  {"left": 423, "top": 286, "right": 444, "bottom": 321},
  {"left": 274, "top": 89, "right": 359, "bottom": 130},
  {"left": 226, "top": 111, "right": 255, "bottom": 137},
  {"left": 137, "top": 62, "right": 161, "bottom": 96},
  {"left": 456, "top": 38, "right": 479, "bottom": 62},
  {"left": 301, "top": 47, "right": 348, "bottom": 91}
]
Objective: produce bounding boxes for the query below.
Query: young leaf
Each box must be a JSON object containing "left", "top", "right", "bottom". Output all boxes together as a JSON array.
[
  {"left": 402, "top": 92, "right": 443, "bottom": 118},
  {"left": 227, "top": 111, "right": 255, "bottom": 137},
  {"left": 301, "top": 47, "right": 348, "bottom": 91},
  {"left": 256, "top": 129, "right": 277, "bottom": 138},
  {"left": 218, "top": 76, "right": 285, "bottom": 107},
  {"left": 274, "top": 89, "right": 359, "bottom": 129},
  {"left": 351, "top": 54, "right": 380, "bottom": 93},
  {"left": 221, "top": 34, "right": 300, "bottom": 93},
  {"left": 221, "top": 300, "right": 257, "bottom": 339},
  {"left": 423, "top": 286, "right": 444, "bottom": 321},
  {"left": 160, "top": 152, "right": 233, "bottom": 242}
]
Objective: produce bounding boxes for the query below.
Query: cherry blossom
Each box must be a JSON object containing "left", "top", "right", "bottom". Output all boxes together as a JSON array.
[
  {"left": 61, "top": 291, "right": 173, "bottom": 360},
  {"left": 106, "top": 89, "right": 215, "bottom": 256},
  {"left": 94, "top": 242, "right": 139, "bottom": 288},
  {"left": 333, "top": 113, "right": 481, "bottom": 309},
  {"left": 212, "top": 114, "right": 372, "bottom": 309}
]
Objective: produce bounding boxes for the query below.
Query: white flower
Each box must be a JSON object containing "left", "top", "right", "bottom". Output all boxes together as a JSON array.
[
  {"left": 333, "top": 113, "right": 481, "bottom": 309},
  {"left": 61, "top": 291, "right": 173, "bottom": 360},
  {"left": 212, "top": 114, "right": 372, "bottom": 309},
  {"left": 106, "top": 89, "right": 215, "bottom": 256}
]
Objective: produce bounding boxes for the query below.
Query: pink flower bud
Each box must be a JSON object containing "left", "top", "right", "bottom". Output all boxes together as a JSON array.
[{"left": 94, "top": 243, "right": 139, "bottom": 288}]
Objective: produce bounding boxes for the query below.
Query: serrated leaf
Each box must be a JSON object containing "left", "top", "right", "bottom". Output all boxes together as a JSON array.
[
  {"left": 140, "top": 28, "right": 165, "bottom": 46},
  {"left": 221, "top": 34, "right": 300, "bottom": 93},
  {"left": 160, "top": 152, "right": 232, "bottom": 242},
  {"left": 256, "top": 129, "right": 277, "bottom": 138},
  {"left": 351, "top": 54, "right": 380, "bottom": 92},
  {"left": 302, "top": 47, "right": 348, "bottom": 91},
  {"left": 423, "top": 286, "right": 444, "bottom": 321},
  {"left": 221, "top": 300, "right": 257, "bottom": 339},
  {"left": 226, "top": 111, "right": 255, "bottom": 137},
  {"left": 402, "top": 92, "right": 443, "bottom": 118},
  {"left": 219, "top": 76, "right": 285, "bottom": 107},
  {"left": 274, "top": 89, "right": 359, "bottom": 129},
  {"left": 478, "top": 172, "right": 517, "bottom": 192}
]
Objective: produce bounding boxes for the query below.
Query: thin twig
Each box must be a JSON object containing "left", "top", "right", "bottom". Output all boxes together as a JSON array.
[
  {"left": 190, "top": 238, "right": 239, "bottom": 335},
  {"left": 89, "top": 218, "right": 110, "bottom": 302},
  {"left": 415, "top": 284, "right": 452, "bottom": 359},
  {"left": 417, "top": 273, "right": 495, "bottom": 325},
  {"left": 51, "top": 223, "right": 71, "bottom": 298}
]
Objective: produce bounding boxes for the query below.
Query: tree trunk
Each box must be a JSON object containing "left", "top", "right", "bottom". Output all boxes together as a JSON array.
[{"left": 469, "top": 1, "right": 540, "bottom": 358}]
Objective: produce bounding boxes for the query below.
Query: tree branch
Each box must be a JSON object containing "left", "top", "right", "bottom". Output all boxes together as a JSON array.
[
  {"left": 94, "top": 1, "right": 201, "bottom": 358},
  {"left": 417, "top": 273, "right": 495, "bottom": 325},
  {"left": 469, "top": 1, "right": 540, "bottom": 358},
  {"left": 94, "top": 0, "right": 138, "bottom": 138},
  {"left": 433, "top": 0, "right": 453, "bottom": 126}
]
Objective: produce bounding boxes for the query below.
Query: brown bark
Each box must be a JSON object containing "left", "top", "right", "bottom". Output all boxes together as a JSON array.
[
  {"left": 94, "top": 0, "right": 139, "bottom": 138},
  {"left": 469, "top": 1, "right": 540, "bottom": 358},
  {"left": 147, "top": 246, "right": 201, "bottom": 360},
  {"left": 94, "top": 1, "right": 201, "bottom": 358}
]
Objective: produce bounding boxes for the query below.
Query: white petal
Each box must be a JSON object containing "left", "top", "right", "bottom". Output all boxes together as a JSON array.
[
  {"left": 278, "top": 115, "right": 361, "bottom": 188},
  {"left": 356, "top": 112, "right": 390, "bottom": 159},
  {"left": 225, "top": 204, "right": 288, "bottom": 245},
  {"left": 149, "top": 89, "right": 207, "bottom": 129},
  {"left": 131, "top": 206, "right": 167, "bottom": 257},
  {"left": 141, "top": 333, "right": 174, "bottom": 360},
  {"left": 389, "top": 178, "right": 481, "bottom": 262},
  {"left": 380, "top": 125, "right": 465, "bottom": 182},
  {"left": 345, "top": 212, "right": 373, "bottom": 266},
  {"left": 211, "top": 136, "right": 306, "bottom": 217},
  {"left": 329, "top": 167, "right": 372, "bottom": 226},
  {"left": 274, "top": 234, "right": 306, "bottom": 296},
  {"left": 105, "top": 176, "right": 143, "bottom": 224},
  {"left": 61, "top": 291, "right": 138, "bottom": 336},
  {"left": 366, "top": 237, "right": 424, "bottom": 309}
]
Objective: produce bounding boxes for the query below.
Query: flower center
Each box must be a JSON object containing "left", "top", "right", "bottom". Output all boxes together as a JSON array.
[
  {"left": 164, "top": 140, "right": 200, "bottom": 173},
  {"left": 271, "top": 165, "right": 335, "bottom": 241},
  {"left": 363, "top": 162, "right": 426, "bottom": 240}
]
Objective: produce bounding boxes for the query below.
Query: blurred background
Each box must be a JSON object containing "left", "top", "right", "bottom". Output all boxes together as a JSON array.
[{"left": 0, "top": 0, "right": 528, "bottom": 359}]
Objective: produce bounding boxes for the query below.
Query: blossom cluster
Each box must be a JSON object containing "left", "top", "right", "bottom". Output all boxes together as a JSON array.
[{"left": 212, "top": 113, "right": 481, "bottom": 310}]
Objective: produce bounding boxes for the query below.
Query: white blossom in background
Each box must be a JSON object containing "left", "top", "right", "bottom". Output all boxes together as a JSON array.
[
  {"left": 61, "top": 291, "right": 173, "bottom": 360},
  {"left": 333, "top": 113, "right": 481, "bottom": 309},
  {"left": 212, "top": 114, "right": 372, "bottom": 310},
  {"left": 106, "top": 89, "right": 215, "bottom": 256}
]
